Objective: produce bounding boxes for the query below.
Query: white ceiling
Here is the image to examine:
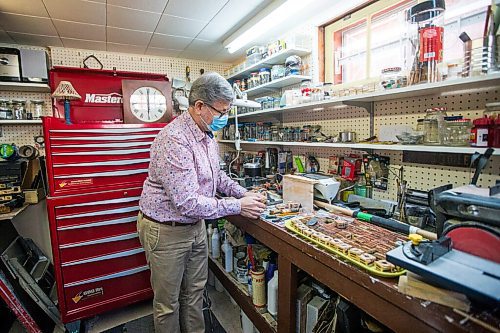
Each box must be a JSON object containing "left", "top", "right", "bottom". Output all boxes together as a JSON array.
[{"left": 0, "top": 0, "right": 273, "bottom": 63}]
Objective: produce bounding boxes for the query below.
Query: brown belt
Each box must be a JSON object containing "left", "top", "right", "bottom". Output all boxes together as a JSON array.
[{"left": 139, "top": 211, "right": 200, "bottom": 227}]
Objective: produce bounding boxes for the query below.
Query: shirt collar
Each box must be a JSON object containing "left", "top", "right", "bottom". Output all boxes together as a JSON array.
[{"left": 184, "top": 111, "right": 207, "bottom": 142}]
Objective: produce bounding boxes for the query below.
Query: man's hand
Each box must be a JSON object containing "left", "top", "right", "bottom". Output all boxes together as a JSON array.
[
  {"left": 243, "top": 191, "right": 267, "bottom": 203},
  {"left": 239, "top": 196, "right": 266, "bottom": 219}
]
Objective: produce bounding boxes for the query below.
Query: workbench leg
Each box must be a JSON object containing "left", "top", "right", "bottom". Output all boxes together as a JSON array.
[{"left": 278, "top": 255, "right": 297, "bottom": 333}]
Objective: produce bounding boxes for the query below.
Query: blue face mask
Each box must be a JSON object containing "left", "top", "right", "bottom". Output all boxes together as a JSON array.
[{"left": 206, "top": 114, "right": 228, "bottom": 132}]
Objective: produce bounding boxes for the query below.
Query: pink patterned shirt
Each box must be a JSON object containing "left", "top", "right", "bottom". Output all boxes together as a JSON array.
[{"left": 139, "top": 111, "right": 246, "bottom": 223}]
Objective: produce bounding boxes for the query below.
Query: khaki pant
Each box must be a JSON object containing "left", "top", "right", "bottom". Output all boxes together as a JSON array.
[{"left": 137, "top": 212, "right": 208, "bottom": 333}]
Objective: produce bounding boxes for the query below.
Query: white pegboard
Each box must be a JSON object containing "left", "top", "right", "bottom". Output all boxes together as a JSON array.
[{"left": 50, "top": 47, "right": 228, "bottom": 82}]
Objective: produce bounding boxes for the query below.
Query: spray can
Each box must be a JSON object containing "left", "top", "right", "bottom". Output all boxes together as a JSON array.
[
  {"left": 251, "top": 266, "right": 266, "bottom": 313},
  {"left": 223, "top": 236, "right": 233, "bottom": 272},
  {"left": 207, "top": 224, "right": 213, "bottom": 256},
  {"left": 211, "top": 228, "right": 220, "bottom": 259}
]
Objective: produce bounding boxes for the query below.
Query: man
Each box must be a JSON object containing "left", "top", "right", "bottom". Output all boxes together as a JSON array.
[{"left": 138, "top": 72, "right": 266, "bottom": 333}]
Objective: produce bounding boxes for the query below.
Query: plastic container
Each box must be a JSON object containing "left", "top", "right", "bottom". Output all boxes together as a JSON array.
[
  {"left": 249, "top": 72, "right": 260, "bottom": 89},
  {"left": 423, "top": 107, "right": 447, "bottom": 145},
  {"left": 223, "top": 237, "right": 233, "bottom": 273},
  {"left": 259, "top": 68, "right": 271, "bottom": 85},
  {"left": 471, "top": 117, "right": 494, "bottom": 147},
  {"left": 211, "top": 228, "right": 220, "bottom": 259},
  {"left": 271, "top": 65, "right": 285, "bottom": 80},
  {"left": 207, "top": 224, "right": 213, "bottom": 256},
  {"left": 246, "top": 53, "right": 262, "bottom": 67},
  {"left": 380, "top": 67, "right": 407, "bottom": 89},
  {"left": 0, "top": 98, "right": 12, "bottom": 120},
  {"left": 443, "top": 119, "right": 471, "bottom": 146},
  {"left": 30, "top": 99, "right": 45, "bottom": 119},
  {"left": 267, "top": 270, "right": 278, "bottom": 317}
]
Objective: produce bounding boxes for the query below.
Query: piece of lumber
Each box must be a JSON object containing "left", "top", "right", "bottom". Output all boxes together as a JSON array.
[{"left": 398, "top": 273, "right": 471, "bottom": 312}]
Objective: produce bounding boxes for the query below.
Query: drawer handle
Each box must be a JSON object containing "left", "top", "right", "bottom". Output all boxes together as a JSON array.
[
  {"left": 57, "top": 216, "right": 137, "bottom": 231},
  {"left": 59, "top": 232, "right": 139, "bottom": 249},
  {"left": 61, "top": 247, "right": 144, "bottom": 267},
  {"left": 53, "top": 158, "right": 150, "bottom": 168},
  {"left": 57, "top": 206, "right": 139, "bottom": 220},
  {"left": 50, "top": 128, "right": 160, "bottom": 134},
  {"left": 54, "top": 169, "right": 147, "bottom": 179},
  {"left": 52, "top": 148, "right": 150, "bottom": 156},
  {"left": 58, "top": 196, "right": 139, "bottom": 208},
  {"left": 51, "top": 134, "right": 157, "bottom": 141},
  {"left": 64, "top": 265, "right": 149, "bottom": 288},
  {"left": 52, "top": 142, "right": 153, "bottom": 148}
]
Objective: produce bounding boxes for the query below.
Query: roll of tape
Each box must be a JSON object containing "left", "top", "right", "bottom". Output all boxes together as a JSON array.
[{"left": 19, "top": 145, "right": 39, "bottom": 160}]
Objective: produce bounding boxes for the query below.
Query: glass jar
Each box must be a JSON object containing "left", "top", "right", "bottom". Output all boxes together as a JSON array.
[
  {"left": 443, "top": 119, "right": 472, "bottom": 146},
  {"left": 249, "top": 72, "right": 260, "bottom": 89},
  {"left": 380, "top": 67, "right": 407, "bottom": 89},
  {"left": 30, "top": 99, "right": 45, "bottom": 119},
  {"left": 0, "top": 98, "right": 12, "bottom": 120},
  {"left": 271, "top": 65, "right": 285, "bottom": 80},
  {"left": 259, "top": 68, "right": 271, "bottom": 85},
  {"left": 270, "top": 125, "right": 279, "bottom": 142},
  {"left": 11, "top": 99, "right": 26, "bottom": 120},
  {"left": 423, "top": 107, "right": 447, "bottom": 145},
  {"left": 247, "top": 122, "right": 257, "bottom": 140},
  {"left": 256, "top": 122, "right": 264, "bottom": 141}
]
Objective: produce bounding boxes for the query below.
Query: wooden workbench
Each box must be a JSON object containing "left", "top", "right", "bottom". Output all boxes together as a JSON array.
[{"left": 211, "top": 215, "right": 499, "bottom": 333}]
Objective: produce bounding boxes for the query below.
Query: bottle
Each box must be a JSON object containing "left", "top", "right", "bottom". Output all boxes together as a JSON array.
[
  {"left": 211, "top": 228, "right": 220, "bottom": 259},
  {"left": 207, "top": 224, "right": 213, "bottom": 256},
  {"left": 223, "top": 236, "right": 233, "bottom": 273},
  {"left": 267, "top": 270, "right": 278, "bottom": 317}
]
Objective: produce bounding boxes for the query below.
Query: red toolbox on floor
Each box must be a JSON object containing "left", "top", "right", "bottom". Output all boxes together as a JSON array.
[{"left": 43, "top": 117, "right": 166, "bottom": 323}]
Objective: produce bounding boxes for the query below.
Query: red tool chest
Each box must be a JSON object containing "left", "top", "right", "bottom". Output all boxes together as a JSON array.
[{"left": 43, "top": 117, "right": 165, "bottom": 323}]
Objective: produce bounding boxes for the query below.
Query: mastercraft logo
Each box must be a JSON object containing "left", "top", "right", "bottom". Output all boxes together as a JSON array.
[{"left": 85, "top": 92, "right": 123, "bottom": 104}]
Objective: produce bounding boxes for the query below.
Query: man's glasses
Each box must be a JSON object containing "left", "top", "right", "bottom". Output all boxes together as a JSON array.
[{"left": 203, "top": 102, "right": 232, "bottom": 118}]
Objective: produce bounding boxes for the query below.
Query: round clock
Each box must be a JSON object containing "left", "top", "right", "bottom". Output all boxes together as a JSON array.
[
  {"left": 130, "top": 87, "right": 167, "bottom": 122},
  {"left": 122, "top": 79, "right": 172, "bottom": 124}
]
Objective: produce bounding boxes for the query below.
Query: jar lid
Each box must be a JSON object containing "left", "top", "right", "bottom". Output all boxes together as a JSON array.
[
  {"left": 30, "top": 99, "right": 45, "bottom": 104},
  {"left": 11, "top": 99, "right": 26, "bottom": 103},
  {"left": 381, "top": 67, "right": 402, "bottom": 73},
  {"left": 473, "top": 117, "right": 494, "bottom": 125},
  {"left": 447, "top": 118, "right": 471, "bottom": 123}
]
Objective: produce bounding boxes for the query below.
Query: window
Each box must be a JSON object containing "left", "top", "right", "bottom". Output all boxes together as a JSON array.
[{"left": 324, "top": 0, "right": 490, "bottom": 85}]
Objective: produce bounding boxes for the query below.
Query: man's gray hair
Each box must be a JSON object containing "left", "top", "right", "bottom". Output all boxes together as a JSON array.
[{"left": 188, "top": 72, "right": 234, "bottom": 106}]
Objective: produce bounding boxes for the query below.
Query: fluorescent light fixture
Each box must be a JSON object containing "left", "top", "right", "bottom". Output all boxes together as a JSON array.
[{"left": 225, "top": 0, "right": 313, "bottom": 54}]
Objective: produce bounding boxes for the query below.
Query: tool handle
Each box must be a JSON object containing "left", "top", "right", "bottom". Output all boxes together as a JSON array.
[
  {"left": 415, "top": 229, "right": 438, "bottom": 240},
  {"left": 314, "top": 200, "right": 354, "bottom": 216}
]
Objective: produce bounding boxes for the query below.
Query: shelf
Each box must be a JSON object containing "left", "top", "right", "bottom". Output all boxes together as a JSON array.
[
  {"left": 227, "top": 48, "right": 311, "bottom": 80},
  {"left": 0, "top": 204, "right": 29, "bottom": 221},
  {"left": 0, "top": 81, "right": 51, "bottom": 93},
  {"left": 244, "top": 75, "right": 311, "bottom": 97},
  {"left": 0, "top": 120, "right": 42, "bottom": 124},
  {"left": 231, "top": 73, "right": 500, "bottom": 119},
  {"left": 208, "top": 256, "right": 277, "bottom": 333},
  {"left": 218, "top": 140, "right": 499, "bottom": 155}
]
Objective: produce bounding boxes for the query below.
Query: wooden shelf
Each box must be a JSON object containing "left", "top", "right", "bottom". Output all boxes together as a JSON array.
[
  {"left": 0, "top": 204, "right": 29, "bottom": 221},
  {"left": 227, "top": 48, "right": 311, "bottom": 80},
  {"left": 218, "top": 139, "right": 499, "bottom": 155},
  {"left": 0, "top": 120, "right": 43, "bottom": 124},
  {"left": 0, "top": 82, "right": 50, "bottom": 93},
  {"left": 230, "top": 73, "right": 500, "bottom": 119},
  {"left": 245, "top": 75, "right": 311, "bottom": 97},
  {"left": 208, "top": 256, "right": 277, "bottom": 333}
]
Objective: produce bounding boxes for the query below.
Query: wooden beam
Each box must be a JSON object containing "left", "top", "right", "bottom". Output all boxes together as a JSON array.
[{"left": 277, "top": 255, "right": 297, "bottom": 333}]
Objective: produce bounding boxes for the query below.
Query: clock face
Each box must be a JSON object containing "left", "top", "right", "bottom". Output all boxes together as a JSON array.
[{"left": 129, "top": 87, "right": 167, "bottom": 122}]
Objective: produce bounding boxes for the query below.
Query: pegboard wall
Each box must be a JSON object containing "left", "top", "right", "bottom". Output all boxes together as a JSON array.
[
  {"left": 219, "top": 86, "right": 500, "bottom": 203},
  {"left": 0, "top": 44, "right": 229, "bottom": 150}
]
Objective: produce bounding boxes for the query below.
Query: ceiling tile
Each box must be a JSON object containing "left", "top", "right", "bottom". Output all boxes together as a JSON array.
[
  {"left": 107, "top": 5, "right": 161, "bottom": 32},
  {"left": 183, "top": 38, "right": 223, "bottom": 55},
  {"left": 155, "top": 14, "right": 206, "bottom": 38},
  {"left": 107, "top": 42, "right": 146, "bottom": 54},
  {"left": 107, "top": 27, "right": 152, "bottom": 46},
  {"left": 0, "top": 0, "right": 49, "bottom": 17},
  {"left": 61, "top": 37, "right": 106, "bottom": 50},
  {"left": 164, "top": 0, "right": 227, "bottom": 22},
  {"left": 8, "top": 32, "right": 63, "bottom": 46},
  {"left": 149, "top": 33, "right": 192, "bottom": 50},
  {"left": 212, "top": 47, "right": 242, "bottom": 64},
  {"left": 0, "top": 12, "right": 58, "bottom": 35},
  {"left": 145, "top": 47, "right": 182, "bottom": 57},
  {"left": 197, "top": 0, "right": 269, "bottom": 41},
  {"left": 43, "top": 0, "right": 105, "bottom": 25},
  {"left": 53, "top": 20, "right": 105, "bottom": 40},
  {"left": 107, "top": 0, "right": 168, "bottom": 13},
  {"left": 0, "top": 30, "right": 14, "bottom": 43}
]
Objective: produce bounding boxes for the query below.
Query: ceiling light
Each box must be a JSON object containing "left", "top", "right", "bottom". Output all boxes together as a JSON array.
[{"left": 224, "top": 0, "right": 313, "bottom": 54}]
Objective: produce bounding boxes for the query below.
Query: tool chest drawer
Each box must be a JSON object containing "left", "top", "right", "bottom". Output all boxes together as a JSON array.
[{"left": 43, "top": 117, "right": 165, "bottom": 196}]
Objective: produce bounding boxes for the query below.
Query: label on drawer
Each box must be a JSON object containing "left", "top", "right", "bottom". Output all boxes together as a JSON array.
[
  {"left": 57, "top": 178, "right": 93, "bottom": 188},
  {"left": 72, "top": 287, "right": 104, "bottom": 304}
]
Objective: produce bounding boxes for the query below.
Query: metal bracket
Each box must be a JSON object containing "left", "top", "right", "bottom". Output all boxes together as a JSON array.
[{"left": 343, "top": 101, "right": 375, "bottom": 137}]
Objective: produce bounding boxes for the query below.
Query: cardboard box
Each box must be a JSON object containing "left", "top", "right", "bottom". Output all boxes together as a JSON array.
[
  {"left": 296, "top": 284, "right": 314, "bottom": 333},
  {"left": 21, "top": 159, "right": 45, "bottom": 204}
]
